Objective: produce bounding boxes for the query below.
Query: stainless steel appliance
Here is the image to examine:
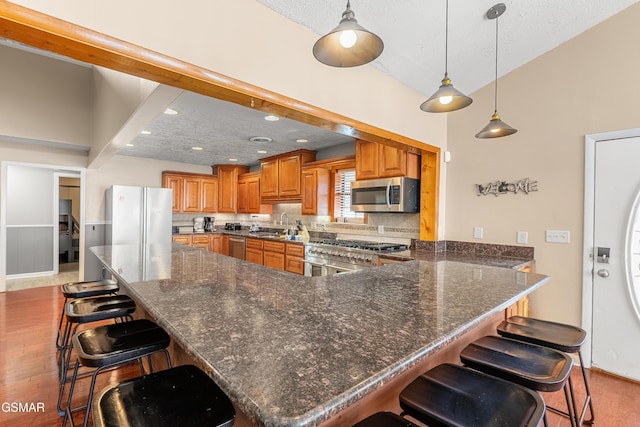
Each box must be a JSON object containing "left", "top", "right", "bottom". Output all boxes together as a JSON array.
[
  {"left": 193, "top": 217, "right": 205, "bottom": 233},
  {"left": 105, "top": 185, "right": 172, "bottom": 247},
  {"left": 350, "top": 177, "right": 420, "bottom": 213},
  {"left": 204, "top": 216, "right": 215, "bottom": 232},
  {"left": 304, "top": 239, "right": 408, "bottom": 276},
  {"left": 225, "top": 223, "right": 242, "bottom": 231},
  {"left": 229, "top": 236, "right": 246, "bottom": 260}
]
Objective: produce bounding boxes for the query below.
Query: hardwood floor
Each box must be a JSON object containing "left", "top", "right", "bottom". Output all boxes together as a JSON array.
[{"left": 2, "top": 285, "right": 640, "bottom": 426}]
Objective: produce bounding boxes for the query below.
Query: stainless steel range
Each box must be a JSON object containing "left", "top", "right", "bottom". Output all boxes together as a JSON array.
[{"left": 303, "top": 239, "right": 408, "bottom": 276}]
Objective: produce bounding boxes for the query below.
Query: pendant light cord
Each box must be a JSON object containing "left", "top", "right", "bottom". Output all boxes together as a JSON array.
[
  {"left": 444, "top": 0, "right": 449, "bottom": 75},
  {"left": 493, "top": 14, "right": 499, "bottom": 113}
]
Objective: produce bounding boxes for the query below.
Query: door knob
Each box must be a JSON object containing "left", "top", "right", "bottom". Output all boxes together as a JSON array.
[{"left": 597, "top": 268, "right": 610, "bottom": 278}]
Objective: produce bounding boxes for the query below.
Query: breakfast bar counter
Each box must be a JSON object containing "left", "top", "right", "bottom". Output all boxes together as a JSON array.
[{"left": 91, "top": 243, "right": 549, "bottom": 427}]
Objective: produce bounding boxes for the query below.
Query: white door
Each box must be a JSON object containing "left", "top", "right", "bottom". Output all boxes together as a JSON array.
[{"left": 592, "top": 136, "right": 640, "bottom": 381}]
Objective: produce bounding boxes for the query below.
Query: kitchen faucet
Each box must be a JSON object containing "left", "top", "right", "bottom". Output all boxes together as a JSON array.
[{"left": 280, "top": 212, "right": 289, "bottom": 234}]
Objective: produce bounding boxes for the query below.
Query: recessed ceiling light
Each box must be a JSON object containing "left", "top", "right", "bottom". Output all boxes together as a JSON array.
[
  {"left": 249, "top": 136, "right": 273, "bottom": 144},
  {"left": 296, "top": 138, "right": 309, "bottom": 143},
  {"left": 228, "top": 158, "right": 238, "bottom": 162},
  {"left": 191, "top": 147, "right": 204, "bottom": 151},
  {"left": 257, "top": 150, "right": 268, "bottom": 154},
  {"left": 140, "top": 130, "right": 151, "bottom": 135},
  {"left": 164, "top": 108, "right": 178, "bottom": 115},
  {"left": 264, "top": 115, "right": 279, "bottom": 122},
  {"left": 125, "top": 143, "right": 134, "bottom": 147}
]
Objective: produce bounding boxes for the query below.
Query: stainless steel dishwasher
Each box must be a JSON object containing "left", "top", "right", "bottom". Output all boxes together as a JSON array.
[{"left": 228, "top": 236, "right": 246, "bottom": 260}]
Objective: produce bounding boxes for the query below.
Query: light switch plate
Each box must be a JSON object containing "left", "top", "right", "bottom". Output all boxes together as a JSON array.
[
  {"left": 517, "top": 231, "right": 528, "bottom": 244},
  {"left": 473, "top": 227, "right": 483, "bottom": 239},
  {"left": 546, "top": 230, "right": 570, "bottom": 243}
]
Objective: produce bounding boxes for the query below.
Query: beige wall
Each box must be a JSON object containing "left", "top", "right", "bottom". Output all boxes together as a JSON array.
[{"left": 446, "top": 3, "right": 640, "bottom": 325}]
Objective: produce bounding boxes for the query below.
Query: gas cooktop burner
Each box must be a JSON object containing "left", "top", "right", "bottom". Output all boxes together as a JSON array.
[{"left": 308, "top": 239, "right": 408, "bottom": 252}]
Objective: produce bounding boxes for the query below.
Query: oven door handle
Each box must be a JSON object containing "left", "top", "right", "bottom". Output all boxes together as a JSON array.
[
  {"left": 303, "top": 260, "right": 325, "bottom": 266},
  {"left": 324, "top": 264, "right": 354, "bottom": 272}
]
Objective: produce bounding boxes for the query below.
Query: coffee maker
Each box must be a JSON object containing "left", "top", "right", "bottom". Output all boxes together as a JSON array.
[
  {"left": 204, "top": 216, "right": 215, "bottom": 232},
  {"left": 193, "top": 217, "right": 205, "bottom": 233}
]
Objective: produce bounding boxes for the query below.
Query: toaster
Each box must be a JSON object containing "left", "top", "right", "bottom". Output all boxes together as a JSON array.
[{"left": 224, "top": 223, "right": 242, "bottom": 231}]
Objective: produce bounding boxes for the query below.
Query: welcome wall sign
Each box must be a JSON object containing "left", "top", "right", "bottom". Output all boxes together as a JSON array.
[{"left": 476, "top": 178, "right": 538, "bottom": 196}]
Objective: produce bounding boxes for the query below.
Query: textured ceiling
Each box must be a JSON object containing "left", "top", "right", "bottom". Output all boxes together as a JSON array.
[
  {"left": 121, "top": 91, "right": 354, "bottom": 167},
  {"left": 258, "top": 0, "right": 639, "bottom": 97}
]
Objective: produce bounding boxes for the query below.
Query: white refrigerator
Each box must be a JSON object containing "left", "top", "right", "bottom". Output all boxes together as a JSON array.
[{"left": 105, "top": 185, "right": 172, "bottom": 247}]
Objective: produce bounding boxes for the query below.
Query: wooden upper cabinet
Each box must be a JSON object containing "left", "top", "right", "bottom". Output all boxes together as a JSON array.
[
  {"left": 238, "top": 173, "right": 272, "bottom": 214},
  {"left": 355, "top": 140, "right": 420, "bottom": 180},
  {"left": 183, "top": 177, "right": 202, "bottom": 212},
  {"left": 201, "top": 178, "right": 218, "bottom": 213},
  {"left": 259, "top": 160, "right": 279, "bottom": 199},
  {"left": 355, "top": 140, "right": 380, "bottom": 180},
  {"left": 213, "top": 165, "right": 249, "bottom": 213},
  {"left": 259, "top": 150, "right": 316, "bottom": 202},
  {"left": 162, "top": 171, "right": 218, "bottom": 213},
  {"left": 301, "top": 167, "right": 330, "bottom": 216},
  {"left": 162, "top": 173, "right": 183, "bottom": 212}
]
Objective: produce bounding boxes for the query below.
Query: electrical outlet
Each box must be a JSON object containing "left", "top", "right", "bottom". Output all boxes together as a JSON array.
[
  {"left": 546, "top": 230, "right": 570, "bottom": 243},
  {"left": 517, "top": 231, "right": 528, "bottom": 244},
  {"left": 473, "top": 227, "right": 483, "bottom": 239},
  {"left": 378, "top": 225, "right": 384, "bottom": 234}
]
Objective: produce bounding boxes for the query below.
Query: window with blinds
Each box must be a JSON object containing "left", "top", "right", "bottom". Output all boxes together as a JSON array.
[{"left": 334, "top": 168, "right": 365, "bottom": 222}]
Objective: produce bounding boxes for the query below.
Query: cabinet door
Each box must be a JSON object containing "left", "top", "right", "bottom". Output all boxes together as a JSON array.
[
  {"left": 278, "top": 155, "right": 302, "bottom": 197},
  {"left": 192, "top": 235, "right": 210, "bottom": 250},
  {"left": 260, "top": 160, "right": 279, "bottom": 198},
  {"left": 162, "top": 174, "right": 183, "bottom": 212},
  {"left": 183, "top": 178, "right": 202, "bottom": 212},
  {"left": 246, "top": 247, "right": 263, "bottom": 265},
  {"left": 201, "top": 178, "right": 218, "bottom": 213},
  {"left": 285, "top": 255, "right": 304, "bottom": 275},
  {"left": 301, "top": 169, "right": 318, "bottom": 215},
  {"left": 355, "top": 140, "right": 379, "bottom": 180},
  {"left": 237, "top": 180, "right": 249, "bottom": 213},
  {"left": 217, "top": 167, "right": 238, "bottom": 213},
  {"left": 210, "top": 235, "right": 229, "bottom": 255},
  {"left": 263, "top": 251, "right": 285, "bottom": 270},
  {"left": 247, "top": 178, "right": 262, "bottom": 213},
  {"left": 379, "top": 144, "right": 407, "bottom": 178}
]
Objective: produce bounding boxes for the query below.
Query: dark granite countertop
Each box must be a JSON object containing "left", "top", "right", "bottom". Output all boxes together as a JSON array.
[
  {"left": 91, "top": 243, "right": 549, "bottom": 427},
  {"left": 379, "top": 249, "right": 534, "bottom": 270}
]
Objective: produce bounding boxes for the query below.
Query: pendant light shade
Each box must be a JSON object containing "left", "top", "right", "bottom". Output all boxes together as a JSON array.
[
  {"left": 476, "top": 3, "right": 517, "bottom": 139},
  {"left": 313, "top": 1, "right": 384, "bottom": 67},
  {"left": 421, "top": 0, "right": 472, "bottom": 113}
]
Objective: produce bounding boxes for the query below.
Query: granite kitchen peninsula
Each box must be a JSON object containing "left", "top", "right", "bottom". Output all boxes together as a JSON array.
[{"left": 91, "top": 243, "right": 549, "bottom": 427}]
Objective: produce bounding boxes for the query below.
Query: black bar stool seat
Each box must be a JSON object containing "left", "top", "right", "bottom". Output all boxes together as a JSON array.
[
  {"left": 460, "top": 336, "right": 576, "bottom": 427},
  {"left": 497, "top": 316, "right": 594, "bottom": 425},
  {"left": 66, "top": 295, "right": 136, "bottom": 323},
  {"left": 353, "top": 411, "right": 419, "bottom": 427},
  {"left": 93, "top": 365, "right": 235, "bottom": 427},
  {"left": 399, "top": 363, "right": 546, "bottom": 427},
  {"left": 63, "top": 319, "right": 172, "bottom": 427},
  {"left": 57, "top": 280, "right": 119, "bottom": 349}
]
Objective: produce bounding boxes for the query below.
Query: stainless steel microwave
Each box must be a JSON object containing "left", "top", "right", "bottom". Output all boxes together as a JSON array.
[{"left": 350, "top": 177, "right": 420, "bottom": 213}]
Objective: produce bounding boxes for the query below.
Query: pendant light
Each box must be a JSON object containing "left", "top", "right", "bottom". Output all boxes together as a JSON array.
[
  {"left": 420, "top": 0, "right": 472, "bottom": 113},
  {"left": 476, "top": 3, "right": 517, "bottom": 139},
  {"left": 313, "top": 1, "right": 384, "bottom": 67}
]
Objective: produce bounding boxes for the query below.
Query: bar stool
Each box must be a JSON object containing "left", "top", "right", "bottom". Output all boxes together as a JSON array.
[
  {"left": 58, "top": 294, "right": 136, "bottom": 380},
  {"left": 62, "top": 319, "right": 172, "bottom": 427},
  {"left": 399, "top": 363, "right": 546, "bottom": 427},
  {"left": 92, "top": 365, "right": 235, "bottom": 427},
  {"left": 353, "top": 411, "right": 419, "bottom": 427},
  {"left": 56, "top": 279, "right": 119, "bottom": 349},
  {"left": 57, "top": 295, "right": 136, "bottom": 416},
  {"left": 498, "top": 316, "right": 595, "bottom": 425},
  {"left": 460, "top": 335, "right": 576, "bottom": 427}
]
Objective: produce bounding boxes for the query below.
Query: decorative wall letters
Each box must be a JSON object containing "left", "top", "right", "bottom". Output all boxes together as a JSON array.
[{"left": 476, "top": 178, "right": 538, "bottom": 196}]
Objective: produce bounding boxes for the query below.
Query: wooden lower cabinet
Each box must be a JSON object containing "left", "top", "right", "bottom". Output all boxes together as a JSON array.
[
  {"left": 191, "top": 234, "right": 210, "bottom": 250},
  {"left": 285, "top": 243, "right": 305, "bottom": 275},
  {"left": 172, "top": 235, "right": 192, "bottom": 246},
  {"left": 210, "top": 235, "right": 229, "bottom": 255},
  {"left": 245, "top": 238, "right": 264, "bottom": 264},
  {"left": 263, "top": 241, "right": 285, "bottom": 271}
]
